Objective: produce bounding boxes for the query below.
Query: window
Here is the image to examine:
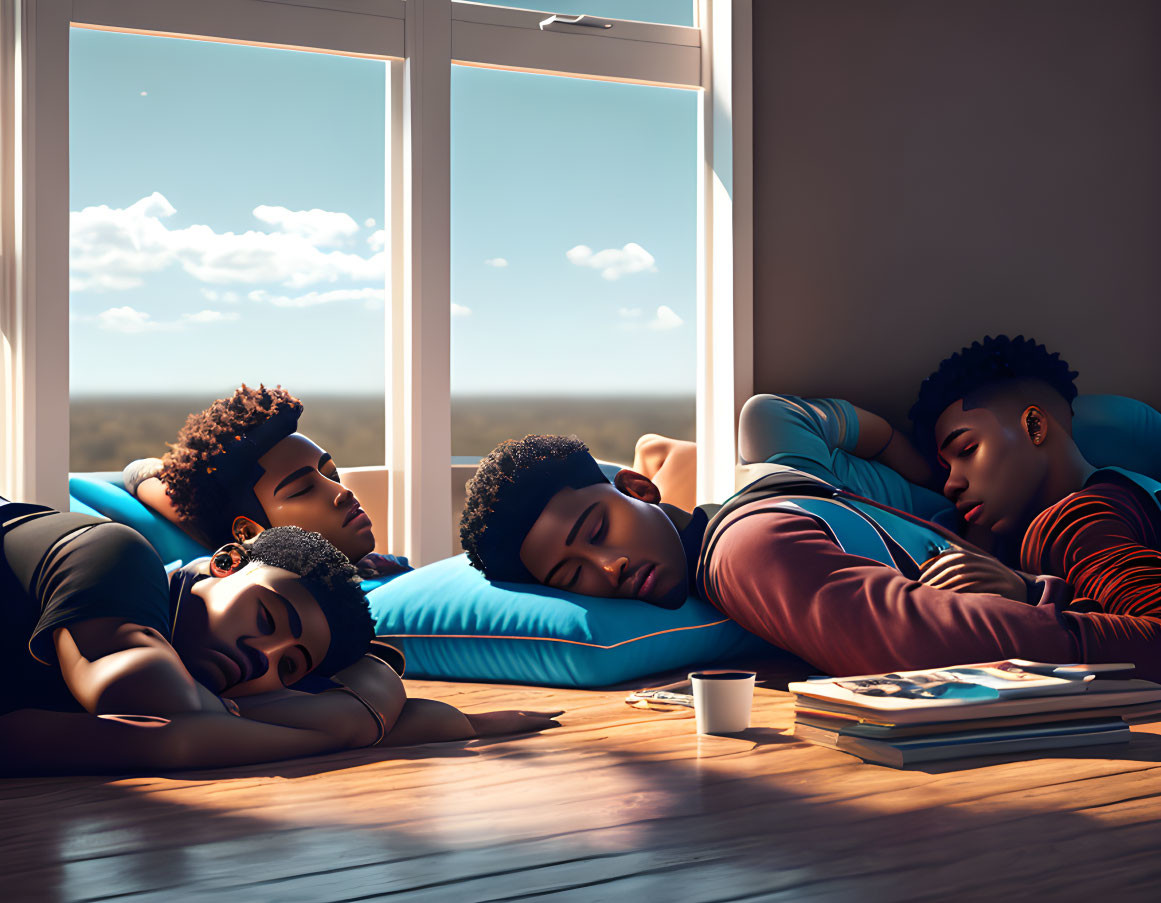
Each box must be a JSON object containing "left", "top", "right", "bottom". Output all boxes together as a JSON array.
[
  {"left": 2, "top": 0, "right": 751, "bottom": 565},
  {"left": 69, "top": 29, "right": 387, "bottom": 472},
  {"left": 450, "top": 66, "right": 697, "bottom": 465}
]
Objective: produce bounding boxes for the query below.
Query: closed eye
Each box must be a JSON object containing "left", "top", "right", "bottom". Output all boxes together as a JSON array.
[
  {"left": 566, "top": 566, "right": 582, "bottom": 589},
  {"left": 257, "top": 602, "right": 275, "bottom": 634},
  {"left": 957, "top": 444, "right": 977, "bottom": 458},
  {"left": 590, "top": 516, "right": 607, "bottom": 544}
]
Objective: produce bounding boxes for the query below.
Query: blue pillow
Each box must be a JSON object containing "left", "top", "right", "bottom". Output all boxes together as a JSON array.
[
  {"left": 366, "top": 554, "right": 773, "bottom": 688},
  {"left": 69, "top": 474, "right": 211, "bottom": 566}
]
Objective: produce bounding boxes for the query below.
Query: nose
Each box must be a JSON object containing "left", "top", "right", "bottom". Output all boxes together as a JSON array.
[
  {"left": 241, "top": 632, "right": 296, "bottom": 676},
  {"left": 333, "top": 484, "right": 355, "bottom": 508},
  {"left": 943, "top": 468, "right": 966, "bottom": 502},
  {"left": 597, "top": 553, "right": 629, "bottom": 589}
]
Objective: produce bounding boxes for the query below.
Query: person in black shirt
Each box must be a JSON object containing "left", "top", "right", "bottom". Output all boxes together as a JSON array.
[{"left": 0, "top": 502, "right": 559, "bottom": 774}]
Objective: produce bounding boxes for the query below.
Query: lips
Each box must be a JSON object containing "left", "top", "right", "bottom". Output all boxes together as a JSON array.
[
  {"left": 961, "top": 503, "right": 984, "bottom": 525},
  {"left": 627, "top": 563, "right": 656, "bottom": 599},
  {"left": 342, "top": 505, "right": 368, "bottom": 528},
  {"left": 208, "top": 647, "right": 242, "bottom": 688}
]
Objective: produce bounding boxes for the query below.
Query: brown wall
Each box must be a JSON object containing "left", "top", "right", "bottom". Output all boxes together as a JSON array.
[{"left": 751, "top": 0, "right": 1161, "bottom": 426}]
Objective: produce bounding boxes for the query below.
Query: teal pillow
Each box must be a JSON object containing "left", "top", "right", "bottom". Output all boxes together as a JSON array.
[
  {"left": 69, "top": 474, "right": 210, "bottom": 566},
  {"left": 366, "top": 554, "right": 773, "bottom": 688}
]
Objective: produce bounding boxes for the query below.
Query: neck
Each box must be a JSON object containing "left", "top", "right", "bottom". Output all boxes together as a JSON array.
[{"left": 1034, "top": 442, "right": 1096, "bottom": 520}]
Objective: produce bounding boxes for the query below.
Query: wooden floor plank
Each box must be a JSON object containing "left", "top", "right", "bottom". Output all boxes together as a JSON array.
[{"left": 5, "top": 681, "right": 1161, "bottom": 902}]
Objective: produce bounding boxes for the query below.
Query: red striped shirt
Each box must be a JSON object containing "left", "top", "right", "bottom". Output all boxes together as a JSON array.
[{"left": 1021, "top": 480, "right": 1161, "bottom": 618}]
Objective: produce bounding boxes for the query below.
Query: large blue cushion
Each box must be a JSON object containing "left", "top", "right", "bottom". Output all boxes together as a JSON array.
[
  {"left": 366, "top": 554, "right": 773, "bottom": 688},
  {"left": 69, "top": 474, "right": 210, "bottom": 566}
]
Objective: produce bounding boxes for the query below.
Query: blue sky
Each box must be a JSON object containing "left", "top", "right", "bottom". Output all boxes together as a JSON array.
[{"left": 69, "top": 26, "right": 696, "bottom": 397}]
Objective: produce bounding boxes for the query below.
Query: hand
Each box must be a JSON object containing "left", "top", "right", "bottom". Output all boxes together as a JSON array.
[
  {"left": 918, "top": 549, "right": 1028, "bottom": 603},
  {"left": 356, "top": 553, "right": 412, "bottom": 579},
  {"left": 466, "top": 710, "right": 563, "bottom": 738}
]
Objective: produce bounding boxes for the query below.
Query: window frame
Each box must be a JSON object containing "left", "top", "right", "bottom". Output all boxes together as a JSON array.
[{"left": 0, "top": 0, "right": 752, "bottom": 566}]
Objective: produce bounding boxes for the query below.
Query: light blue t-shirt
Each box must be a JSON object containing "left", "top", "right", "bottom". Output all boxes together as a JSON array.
[{"left": 743, "top": 393, "right": 1161, "bottom": 524}]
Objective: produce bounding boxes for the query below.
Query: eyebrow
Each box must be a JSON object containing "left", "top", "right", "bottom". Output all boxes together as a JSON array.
[
  {"left": 271, "top": 591, "right": 314, "bottom": 672},
  {"left": 939, "top": 428, "right": 970, "bottom": 453},
  {"left": 543, "top": 503, "right": 599, "bottom": 586},
  {"left": 272, "top": 454, "right": 334, "bottom": 496}
]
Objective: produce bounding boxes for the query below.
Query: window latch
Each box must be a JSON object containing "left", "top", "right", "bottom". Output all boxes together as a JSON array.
[{"left": 538, "top": 14, "right": 613, "bottom": 31}]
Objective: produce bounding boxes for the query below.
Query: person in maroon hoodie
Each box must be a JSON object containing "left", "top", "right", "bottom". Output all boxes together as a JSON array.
[{"left": 460, "top": 435, "right": 1161, "bottom": 682}]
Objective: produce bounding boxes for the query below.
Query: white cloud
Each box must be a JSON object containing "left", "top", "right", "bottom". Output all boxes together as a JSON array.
[
  {"left": 617, "top": 307, "right": 642, "bottom": 318},
  {"left": 200, "top": 288, "right": 240, "bottom": 304},
  {"left": 251, "top": 205, "right": 358, "bottom": 246},
  {"left": 364, "top": 217, "right": 377, "bottom": 228},
  {"left": 367, "top": 229, "right": 386, "bottom": 251},
  {"left": 93, "top": 305, "right": 240, "bottom": 333},
  {"left": 248, "top": 287, "right": 385, "bottom": 308},
  {"left": 452, "top": 303, "right": 471, "bottom": 317},
  {"left": 649, "top": 305, "right": 684, "bottom": 331},
  {"left": 566, "top": 242, "right": 657, "bottom": 280},
  {"left": 483, "top": 257, "right": 508, "bottom": 268},
  {"left": 70, "top": 192, "right": 386, "bottom": 292},
  {"left": 139, "top": 91, "right": 148, "bottom": 97}
]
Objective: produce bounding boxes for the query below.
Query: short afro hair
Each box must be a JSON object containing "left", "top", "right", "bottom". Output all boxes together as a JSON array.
[
  {"left": 249, "top": 526, "right": 372, "bottom": 678},
  {"left": 910, "top": 335, "right": 1079, "bottom": 455},
  {"left": 460, "top": 435, "right": 610, "bottom": 583},
  {"left": 160, "top": 385, "right": 303, "bottom": 543}
]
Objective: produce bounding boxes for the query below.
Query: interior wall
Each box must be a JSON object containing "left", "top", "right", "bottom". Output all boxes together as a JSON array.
[{"left": 751, "top": 0, "right": 1161, "bottom": 426}]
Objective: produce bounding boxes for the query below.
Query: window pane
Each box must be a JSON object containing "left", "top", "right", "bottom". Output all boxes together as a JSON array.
[
  {"left": 451, "top": 66, "right": 697, "bottom": 464},
  {"left": 69, "top": 29, "right": 387, "bottom": 472},
  {"left": 456, "top": 1, "right": 694, "bottom": 28}
]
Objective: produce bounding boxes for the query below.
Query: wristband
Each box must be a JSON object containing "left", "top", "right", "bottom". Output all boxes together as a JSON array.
[{"left": 335, "top": 684, "right": 386, "bottom": 747}]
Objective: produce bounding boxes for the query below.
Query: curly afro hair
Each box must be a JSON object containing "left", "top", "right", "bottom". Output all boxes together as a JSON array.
[
  {"left": 909, "top": 335, "right": 1079, "bottom": 455},
  {"left": 160, "top": 385, "right": 303, "bottom": 542},
  {"left": 249, "top": 526, "right": 372, "bottom": 678},
  {"left": 460, "top": 434, "right": 610, "bottom": 583}
]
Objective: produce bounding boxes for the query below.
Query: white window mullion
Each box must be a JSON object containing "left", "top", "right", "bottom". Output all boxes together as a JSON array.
[
  {"left": 0, "top": 0, "right": 70, "bottom": 508},
  {"left": 696, "top": 0, "right": 753, "bottom": 506},
  {"left": 398, "top": 0, "right": 453, "bottom": 565}
]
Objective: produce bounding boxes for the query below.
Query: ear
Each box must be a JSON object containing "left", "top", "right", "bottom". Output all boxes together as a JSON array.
[
  {"left": 209, "top": 542, "right": 251, "bottom": 578},
  {"left": 231, "top": 515, "right": 264, "bottom": 543},
  {"left": 612, "top": 468, "right": 662, "bottom": 504},
  {"left": 1022, "top": 405, "right": 1048, "bottom": 447}
]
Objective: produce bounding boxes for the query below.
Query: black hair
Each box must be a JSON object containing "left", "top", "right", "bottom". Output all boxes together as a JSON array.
[
  {"left": 460, "top": 435, "right": 610, "bottom": 583},
  {"left": 249, "top": 526, "right": 372, "bottom": 677},
  {"left": 909, "top": 334, "right": 1079, "bottom": 456}
]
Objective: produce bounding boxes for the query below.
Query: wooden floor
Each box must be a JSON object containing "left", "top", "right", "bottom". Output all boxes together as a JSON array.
[{"left": 4, "top": 677, "right": 1161, "bottom": 903}]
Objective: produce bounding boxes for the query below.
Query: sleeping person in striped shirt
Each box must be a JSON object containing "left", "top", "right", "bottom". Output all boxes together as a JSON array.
[{"left": 908, "top": 334, "right": 1161, "bottom": 621}]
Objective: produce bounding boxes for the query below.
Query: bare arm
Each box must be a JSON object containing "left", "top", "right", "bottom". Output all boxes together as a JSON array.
[
  {"left": 54, "top": 618, "right": 225, "bottom": 715},
  {"left": 378, "top": 699, "right": 562, "bottom": 746},
  {"left": 847, "top": 404, "right": 934, "bottom": 488},
  {"left": 0, "top": 707, "right": 367, "bottom": 776}
]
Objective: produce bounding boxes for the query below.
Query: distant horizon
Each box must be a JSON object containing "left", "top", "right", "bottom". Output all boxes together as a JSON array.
[{"left": 70, "top": 391, "right": 698, "bottom": 400}]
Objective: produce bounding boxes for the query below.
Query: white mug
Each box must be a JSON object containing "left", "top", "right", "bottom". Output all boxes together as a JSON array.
[{"left": 689, "top": 670, "right": 756, "bottom": 734}]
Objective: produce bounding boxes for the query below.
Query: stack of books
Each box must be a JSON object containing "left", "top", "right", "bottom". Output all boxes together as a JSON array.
[{"left": 789, "top": 660, "right": 1161, "bottom": 767}]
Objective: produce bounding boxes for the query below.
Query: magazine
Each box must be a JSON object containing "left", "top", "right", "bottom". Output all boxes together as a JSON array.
[
  {"left": 793, "top": 717, "right": 1131, "bottom": 767},
  {"left": 788, "top": 661, "right": 1156, "bottom": 719}
]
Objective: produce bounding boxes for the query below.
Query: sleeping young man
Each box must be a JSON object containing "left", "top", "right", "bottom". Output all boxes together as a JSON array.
[
  {"left": 459, "top": 435, "right": 1161, "bottom": 682},
  {"left": 908, "top": 334, "right": 1161, "bottom": 619},
  {"left": 123, "top": 383, "right": 409, "bottom": 579},
  {"left": 0, "top": 500, "right": 559, "bottom": 775}
]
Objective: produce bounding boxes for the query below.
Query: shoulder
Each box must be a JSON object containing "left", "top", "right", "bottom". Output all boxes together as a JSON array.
[{"left": 704, "top": 501, "right": 839, "bottom": 581}]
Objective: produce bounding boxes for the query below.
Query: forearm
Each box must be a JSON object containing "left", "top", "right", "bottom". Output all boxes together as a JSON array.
[
  {"left": 0, "top": 708, "right": 354, "bottom": 776},
  {"left": 237, "top": 686, "right": 405, "bottom": 746},
  {"left": 378, "top": 698, "right": 475, "bottom": 746},
  {"left": 850, "top": 405, "right": 934, "bottom": 487}
]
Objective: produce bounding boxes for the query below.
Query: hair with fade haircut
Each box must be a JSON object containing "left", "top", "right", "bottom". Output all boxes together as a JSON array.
[
  {"left": 909, "top": 334, "right": 1079, "bottom": 457},
  {"left": 460, "top": 434, "right": 610, "bottom": 584},
  {"left": 248, "top": 526, "right": 372, "bottom": 677},
  {"left": 160, "top": 384, "right": 303, "bottom": 541}
]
